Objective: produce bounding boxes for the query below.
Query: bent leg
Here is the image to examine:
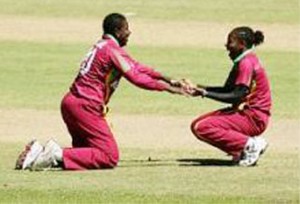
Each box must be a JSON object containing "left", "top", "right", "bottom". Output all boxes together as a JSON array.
[
  {"left": 61, "top": 93, "right": 119, "bottom": 170},
  {"left": 62, "top": 117, "right": 119, "bottom": 170},
  {"left": 191, "top": 110, "right": 261, "bottom": 157}
]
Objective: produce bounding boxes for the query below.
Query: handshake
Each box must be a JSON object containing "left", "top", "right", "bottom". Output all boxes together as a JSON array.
[{"left": 167, "top": 79, "right": 207, "bottom": 97}]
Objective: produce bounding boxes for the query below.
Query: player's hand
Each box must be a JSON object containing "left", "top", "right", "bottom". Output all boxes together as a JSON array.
[
  {"left": 169, "top": 79, "right": 182, "bottom": 87},
  {"left": 189, "top": 87, "right": 207, "bottom": 97},
  {"left": 165, "top": 85, "right": 189, "bottom": 96},
  {"left": 169, "top": 78, "right": 192, "bottom": 88},
  {"left": 167, "top": 78, "right": 206, "bottom": 97},
  {"left": 178, "top": 79, "right": 198, "bottom": 95},
  {"left": 169, "top": 78, "right": 193, "bottom": 89}
]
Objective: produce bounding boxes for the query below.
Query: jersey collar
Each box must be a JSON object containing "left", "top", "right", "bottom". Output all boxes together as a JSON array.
[
  {"left": 233, "top": 46, "right": 255, "bottom": 64},
  {"left": 103, "top": 34, "right": 120, "bottom": 46}
]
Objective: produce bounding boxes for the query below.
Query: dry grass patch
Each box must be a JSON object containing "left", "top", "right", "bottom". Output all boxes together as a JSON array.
[
  {"left": 0, "top": 16, "right": 299, "bottom": 51},
  {"left": 0, "top": 109, "right": 298, "bottom": 153}
]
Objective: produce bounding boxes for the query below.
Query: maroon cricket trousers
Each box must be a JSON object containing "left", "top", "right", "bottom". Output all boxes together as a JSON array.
[
  {"left": 191, "top": 108, "right": 269, "bottom": 158},
  {"left": 60, "top": 92, "right": 119, "bottom": 170}
]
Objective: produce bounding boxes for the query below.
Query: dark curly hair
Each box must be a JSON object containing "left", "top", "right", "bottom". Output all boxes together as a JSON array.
[
  {"left": 232, "top": 26, "right": 264, "bottom": 48},
  {"left": 102, "top": 13, "right": 127, "bottom": 35}
]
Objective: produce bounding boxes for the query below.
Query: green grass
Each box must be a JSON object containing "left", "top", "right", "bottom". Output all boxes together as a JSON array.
[
  {"left": 0, "top": 41, "right": 84, "bottom": 110},
  {"left": 0, "top": 0, "right": 298, "bottom": 24},
  {"left": 1, "top": 143, "right": 299, "bottom": 204},
  {"left": 0, "top": 41, "right": 299, "bottom": 118}
]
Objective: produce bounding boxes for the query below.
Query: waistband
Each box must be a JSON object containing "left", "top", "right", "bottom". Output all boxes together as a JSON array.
[
  {"left": 68, "top": 91, "right": 110, "bottom": 116},
  {"left": 233, "top": 103, "right": 270, "bottom": 116}
]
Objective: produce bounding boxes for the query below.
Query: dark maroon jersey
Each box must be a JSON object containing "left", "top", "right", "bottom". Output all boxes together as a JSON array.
[{"left": 235, "top": 53, "right": 272, "bottom": 115}]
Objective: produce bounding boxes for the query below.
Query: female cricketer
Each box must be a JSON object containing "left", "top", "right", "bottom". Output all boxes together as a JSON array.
[
  {"left": 189, "top": 26, "right": 271, "bottom": 166},
  {"left": 16, "top": 13, "right": 185, "bottom": 171}
]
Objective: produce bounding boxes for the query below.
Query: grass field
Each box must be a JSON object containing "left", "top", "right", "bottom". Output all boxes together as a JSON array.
[{"left": 0, "top": 0, "right": 299, "bottom": 203}]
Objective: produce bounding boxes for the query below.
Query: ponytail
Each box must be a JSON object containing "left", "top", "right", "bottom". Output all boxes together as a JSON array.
[
  {"left": 232, "top": 26, "right": 265, "bottom": 48},
  {"left": 253, "top": 30, "right": 264, "bottom": 46}
]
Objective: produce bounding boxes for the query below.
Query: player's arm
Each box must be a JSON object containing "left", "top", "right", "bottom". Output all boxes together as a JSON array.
[
  {"left": 199, "top": 85, "right": 249, "bottom": 104},
  {"left": 134, "top": 62, "right": 164, "bottom": 79},
  {"left": 110, "top": 48, "right": 185, "bottom": 94},
  {"left": 195, "top": 58, "right": 254, "bottom": 103},
  {"left": 192, "top": 70, "right": 250, "bottom": 103},
  {"left": 134, "top": 61, "right": 183, "bottom": 88},
  {"left": 195, "top": 75, "right": 233, "bottom": 93},
  {"left": 179, "top": 80, "right": 229, "bottom": 96},
  {"left": 195, "top": 64, "right": 240, "bottom": 93}
]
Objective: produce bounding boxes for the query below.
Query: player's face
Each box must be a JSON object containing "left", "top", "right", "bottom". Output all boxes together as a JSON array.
[
  {"left": 115, "top": 20, "right": 131, "bottom": 47},
  {"left": 225, "top": 33, "right": 245, "bottom": 60}
]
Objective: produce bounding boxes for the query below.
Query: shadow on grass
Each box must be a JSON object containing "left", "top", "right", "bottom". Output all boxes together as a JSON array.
[
  {"left": 177, "top": 158, "right": 235, "bottom": 167},
  {"left": 119, "top": 158, "right": 235, "bottom": 168},
  {"left": 118, "top": 159, "right": 175, "bottom": 168}
]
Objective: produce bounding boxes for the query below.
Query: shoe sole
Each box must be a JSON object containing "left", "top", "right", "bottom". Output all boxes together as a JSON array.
[
  {"left": 16, "top": 140, "right": 36, "bottom": 169},
  {"left": 21, "top": 140, "right": 44, "bottom": 170}
]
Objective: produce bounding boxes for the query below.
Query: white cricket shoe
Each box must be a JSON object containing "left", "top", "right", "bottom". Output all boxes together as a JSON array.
[
  {"left": 31, "top": 139, "right": 62, "bottom": 171},
  {"left": 239, "top": 137, "right": 268, "bottom": 167},
  {"left": 15, "top": 140, "right": 44, "bottom": 170}
]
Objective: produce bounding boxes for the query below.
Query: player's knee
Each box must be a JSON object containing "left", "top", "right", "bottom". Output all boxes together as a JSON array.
[
  {"left": 190, "top": 120, "right": 198, "bottom": 135},
  {"left": 191, "top": 119, "right": 212, "bottom": 139},
  {"left": 92, "top": 147, "right": 119, "bottom": 169}
]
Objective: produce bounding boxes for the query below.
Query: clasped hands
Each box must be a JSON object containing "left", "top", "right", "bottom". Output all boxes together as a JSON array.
[{"left": 168, "top": 79, "right": 207, "bottom": 97}]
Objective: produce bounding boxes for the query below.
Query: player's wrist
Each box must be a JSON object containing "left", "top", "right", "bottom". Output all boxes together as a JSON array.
[{"left": 202, "top": 89, "right": 208, "bottom": 98}]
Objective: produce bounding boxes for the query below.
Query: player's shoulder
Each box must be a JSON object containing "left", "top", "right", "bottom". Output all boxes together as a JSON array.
[
  {"left": 242, "top": 52, "right": 258, "bottom": 62},
  {"left": 95, "top": 39, "right": 122, "bottom": 58},
  {"left": 240, "top": 53, "right": 264, "bottom": 72},
  {"left": 95, "top": 38, "right": 114, "bottom": 49},
  {"left": 240, "top": 53, "right": 259, "bottom": 65}
]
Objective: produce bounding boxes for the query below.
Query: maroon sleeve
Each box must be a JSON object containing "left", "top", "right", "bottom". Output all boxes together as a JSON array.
[
  {"left": 135, "top": 63, "right": 163, "bottom": 79},
  {"left": 235, "top": 57, "right": 254, "bottom": 88},
  {"left": 109, "top": 47, "right": 167, "bottom": 91}
]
